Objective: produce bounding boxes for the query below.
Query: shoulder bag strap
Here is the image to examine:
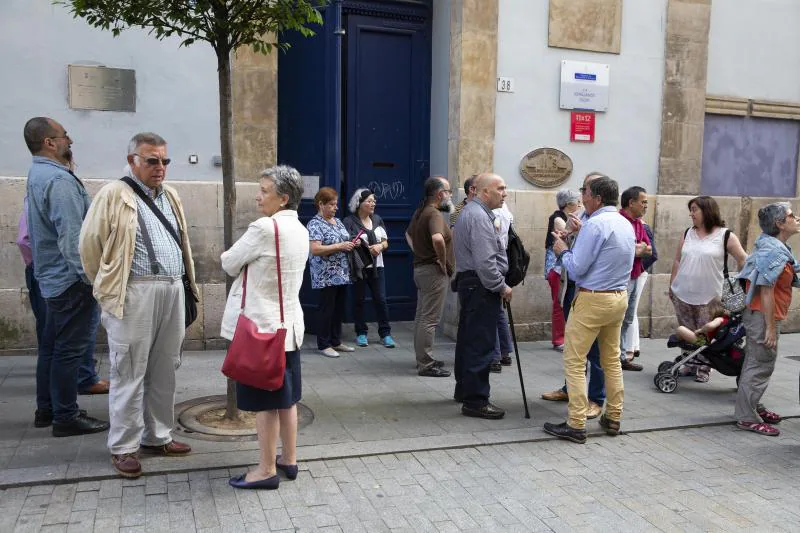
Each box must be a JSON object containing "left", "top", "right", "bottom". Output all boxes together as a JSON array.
[
  {"left": 135, "top": 209, "right": 161, "bottom": 275},
  {"left": 239, "top": 219, "right": 284, "bottom": 325},
  {"left": 273, "top": 218, "right": 284, "bottom": 326},
  {"left": 723, "top": 229, "right": 731, "bottom": 278},
  {"left": 121, "top": 177, "right": 182, "bottom": 248}
]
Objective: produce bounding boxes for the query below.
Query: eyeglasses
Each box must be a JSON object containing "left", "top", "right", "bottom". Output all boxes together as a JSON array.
[
  {"left": 135, "top": 154, "right": 171, "bottom": 166},
  {"left": 579, "top": 187, "right": 586, "bottom": 193},
  {"left": 363, "top": 199, "right": 377, "bottom": 205}
]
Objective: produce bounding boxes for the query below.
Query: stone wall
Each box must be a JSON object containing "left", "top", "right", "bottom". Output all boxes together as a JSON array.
[
  {"left": 2, "top": 175, "right": 800, "bottom": 352},
  {"left": 0, "top": 177, "right": 259, "bottom": 354}
]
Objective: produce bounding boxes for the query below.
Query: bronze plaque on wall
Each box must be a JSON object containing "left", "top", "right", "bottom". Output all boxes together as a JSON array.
[
  {"left": 519, "top": 148, "right": 573, "bottom": 188},
  {"left": 68, "top": 65, "right": 136, "bottom": 112}
]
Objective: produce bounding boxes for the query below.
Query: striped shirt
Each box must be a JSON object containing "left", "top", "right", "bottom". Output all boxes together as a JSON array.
[{"left": 128, "top": 174, "right": 185, "bottom": 278}]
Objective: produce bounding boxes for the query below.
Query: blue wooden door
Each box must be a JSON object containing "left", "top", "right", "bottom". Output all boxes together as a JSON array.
[{"left": 344, "top": 13, "right": 431, "bottom": 321}]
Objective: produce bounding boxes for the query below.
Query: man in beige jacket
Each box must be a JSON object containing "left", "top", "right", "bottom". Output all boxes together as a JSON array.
[{"left": 80, "top": 132, "right": 198, "bottom": 479}]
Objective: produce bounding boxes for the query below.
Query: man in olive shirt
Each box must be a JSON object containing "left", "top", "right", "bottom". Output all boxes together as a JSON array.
[{"left": 405, "top": 176, "right": 455, "bottom": 377}]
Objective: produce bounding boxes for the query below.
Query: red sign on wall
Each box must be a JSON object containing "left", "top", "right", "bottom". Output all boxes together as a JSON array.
[{"left": 570, "top": 111, "right": 595, "bottom": 143}]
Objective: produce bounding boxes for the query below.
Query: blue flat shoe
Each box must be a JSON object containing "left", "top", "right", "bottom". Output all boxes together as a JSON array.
[
  {"left": 276, "top": 460, "right": 298, "bottom": 480},
  {"left": 228, "top": 473, "right": 280, "bottom": 490}
]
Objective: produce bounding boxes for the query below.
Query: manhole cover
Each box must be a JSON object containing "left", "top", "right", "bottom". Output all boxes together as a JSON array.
[{"left": 174, "top": 395, "right": 313, "bottom": 442}]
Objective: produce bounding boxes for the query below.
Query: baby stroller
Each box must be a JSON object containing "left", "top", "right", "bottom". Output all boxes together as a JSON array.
[{"left": 654, "top": 313, "right": 746, "bottom": 393}]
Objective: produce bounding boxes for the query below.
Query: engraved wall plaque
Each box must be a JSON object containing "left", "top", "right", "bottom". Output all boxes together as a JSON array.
[
  {"left": 519, "top": 148, "right": 573, "bottom": 188},
  {"left": 68, "top": 65, "right": 136, "bottom": 112}
]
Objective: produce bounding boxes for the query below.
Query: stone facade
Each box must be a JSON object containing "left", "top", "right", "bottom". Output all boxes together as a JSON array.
[
  {"left": 232, "top": 45, "right": 279, "bottom": 182},
  {"left": 548, "top": 0, "right": 623, "bottom": 54},
  {"left": 658, "top": 0, "right": 712, "bottom": 195}
]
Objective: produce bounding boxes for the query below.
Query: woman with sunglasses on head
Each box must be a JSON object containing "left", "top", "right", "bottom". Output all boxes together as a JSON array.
[{"left": 343, "top": 189, "right": 395, "bottom": 348}]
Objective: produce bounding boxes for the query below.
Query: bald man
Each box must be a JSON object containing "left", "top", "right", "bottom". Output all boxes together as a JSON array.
[{"left": 452, "top": 173, "right": 511, "bottom": 419}]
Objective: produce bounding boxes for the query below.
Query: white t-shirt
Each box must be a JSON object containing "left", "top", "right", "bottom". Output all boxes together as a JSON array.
[
  {"left": 671, "top": 227, "right": 727, "bottom": 305},
  {"left": 357, "top": 224, "right": 388, "bottom": 268},
  {"left": 492, "top": 203, "right": 514, "bottom": 249}
]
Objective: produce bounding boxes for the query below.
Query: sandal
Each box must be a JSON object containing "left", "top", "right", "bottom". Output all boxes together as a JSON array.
[
  {"left": 757, "top": 408, "right": 782, "bottom": 424},
  {"left": 694, "top": 372, "right": 709, "bottom": 383},
  {"left": 736, "top": 421, "right": 780, "bottom": 436}
]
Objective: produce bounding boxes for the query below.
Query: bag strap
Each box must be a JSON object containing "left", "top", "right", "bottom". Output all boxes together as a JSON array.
[
  {"left": 135, "top": 209, "right": 161, "bottom": 275},
  {"left": 723, "top": 229, "right": 731, "bottom": 278},
  {"left": 121, "top": 177, "right": 182, "bottom": 248},
  {"left": 240, "top": 218, "right": 284, "bottom": 326}
]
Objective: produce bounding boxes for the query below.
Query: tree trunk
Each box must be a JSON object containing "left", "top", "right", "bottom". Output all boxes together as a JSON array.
[{"left": 217, "top": 50, "right": 239, "bottom": 421}]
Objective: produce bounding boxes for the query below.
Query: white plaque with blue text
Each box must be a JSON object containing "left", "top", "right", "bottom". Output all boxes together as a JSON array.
[{"left": 559, "top": 60, "right": 609, "bottom": 112}]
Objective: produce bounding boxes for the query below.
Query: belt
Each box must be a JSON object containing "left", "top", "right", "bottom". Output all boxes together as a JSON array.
[{"left": 578, "top": 288, "right": 624, "bottom": 294}]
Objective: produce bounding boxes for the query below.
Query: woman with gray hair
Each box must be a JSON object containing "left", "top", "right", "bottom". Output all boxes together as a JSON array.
[
  {"left": 343, "top": 188, "right": 394, "bottom": 348},
  {"left": 220, "top": 165, "right": 309, "bottom": 489},
  {"left": 734, "top": 202, "right": 800, "bottom": 436},
  {"left": 544, "top": 188, "right": 581, "bottom": 351}
]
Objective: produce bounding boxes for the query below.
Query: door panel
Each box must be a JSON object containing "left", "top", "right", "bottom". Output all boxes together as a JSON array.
[{"left": 345, "top": 14, "right": 430, "bottom": 321}]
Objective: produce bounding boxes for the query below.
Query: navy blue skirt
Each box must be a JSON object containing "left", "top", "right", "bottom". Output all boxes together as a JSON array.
[{"left": 236, "top": 350, "right": 302, "bottom": 411}]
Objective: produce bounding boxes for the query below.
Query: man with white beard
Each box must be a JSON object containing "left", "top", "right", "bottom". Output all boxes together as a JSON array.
[
  {"left": 452, "top": 173, "right": 511, "bottom": 419},
  {"left": 405, "top": 176, "right": 455, "bottom": 377}
]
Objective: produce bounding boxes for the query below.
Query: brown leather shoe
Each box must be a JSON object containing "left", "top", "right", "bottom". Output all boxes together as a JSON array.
[
  {"left": 586, "top": 402, "right": 602, "bottom": 420},
  {"left": 621, "top": 359, "right": 643, "bottom": 371},
  {"left": 111, "top": 453, "right": 142, "bottom": 478},
  {"left": 141, "top": 440, "right": 192, "bottom": 456},
  {"left": 541, "top": 389, "right": 569, "bottom": 402},
  {"left": 79, "top": 380, "right": 110, "bottom": 395}
]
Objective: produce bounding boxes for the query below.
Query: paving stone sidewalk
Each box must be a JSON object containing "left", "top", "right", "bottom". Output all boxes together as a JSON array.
[
  {"left": 3, "top": 421, "right": 800, "bottom": 533},
  {"left": 1, "top": 323, "right": 799, "bottom": 488}
]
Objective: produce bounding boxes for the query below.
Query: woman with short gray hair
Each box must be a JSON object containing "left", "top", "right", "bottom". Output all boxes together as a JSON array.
[
  {"left": 544, "top": 188, "right": 581, "bottom": 351},
  {"left": 220, "top": 165, "right": 309, "bottom": 489},
  {"left": 734, "top": 202, "right": 800, "bottom": 436}
]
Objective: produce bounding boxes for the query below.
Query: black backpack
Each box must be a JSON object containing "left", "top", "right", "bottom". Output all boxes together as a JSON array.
[{"left": 505, "top": 224, "right": 530, "bottom": 287}]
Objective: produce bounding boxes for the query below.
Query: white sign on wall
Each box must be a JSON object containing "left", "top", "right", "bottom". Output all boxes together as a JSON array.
[
  {"left": 559, "top": 60, "right": 610, "bottom": 112},
  {"left": 497, "top": 77, "right": 515, "bottom": 93}
]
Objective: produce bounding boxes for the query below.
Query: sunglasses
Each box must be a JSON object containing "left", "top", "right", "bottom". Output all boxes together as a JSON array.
[{"left": 135, "top": 154, "right": 171, "bottom": 166}]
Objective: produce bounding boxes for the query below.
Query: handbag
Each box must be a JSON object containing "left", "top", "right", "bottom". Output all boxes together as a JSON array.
[
  {"left": 120, "top": 177, "right": 198, "bottom": 328},
  {"left": 721, "top": 229, "right": 746, "bottom": 313},
  {"left": 221, "top": 218, "right": 287, "bottom": 391}
]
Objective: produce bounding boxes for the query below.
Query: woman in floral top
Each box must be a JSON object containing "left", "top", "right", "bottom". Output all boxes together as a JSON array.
[{"left": 308, "top": 187, "right": 356, "bottom": 358}]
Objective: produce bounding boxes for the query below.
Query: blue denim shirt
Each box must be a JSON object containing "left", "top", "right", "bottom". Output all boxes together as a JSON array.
[
  {"left": 559, "top": 206, "right": 636, "bottom": 291},
  {"left": 26, "top": 156, "right": 91, "bottom": 298},
  {"left": 738, "top": 233, "right": 800, "bottom": 304}
]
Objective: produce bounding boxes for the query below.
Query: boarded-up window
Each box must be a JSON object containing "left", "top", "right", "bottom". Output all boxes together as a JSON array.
[{"left": 701, "top": 115, "right": 800, "bottom": 197}]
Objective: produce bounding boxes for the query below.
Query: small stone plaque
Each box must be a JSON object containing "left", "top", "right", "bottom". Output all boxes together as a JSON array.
[
  {"left": 68, "top": 65, "right": 136, "bottom": 112},
  {"left": 519, "top": 148, "right": 573, "bottom": 188}
]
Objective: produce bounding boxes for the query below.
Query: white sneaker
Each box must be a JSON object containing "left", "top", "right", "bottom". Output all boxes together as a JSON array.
[
  {"left": 319, "top": 347, "right": 340, "bottom": 358},
  {"left": 332, "top": 344, "right": 355, "bottom": 353}
]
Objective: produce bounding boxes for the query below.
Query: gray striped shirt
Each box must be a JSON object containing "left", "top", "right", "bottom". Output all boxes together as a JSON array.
[
  {"left": 128, "top": 174, "right": 185, "bottom": 278},
  {"left": 453, "top": 198, "right": 509, "bottom": 293}
]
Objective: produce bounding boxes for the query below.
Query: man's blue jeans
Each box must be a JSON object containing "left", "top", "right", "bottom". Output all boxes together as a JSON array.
[
  {"left": 36, "top": 281, "right": 99, "bottom": 423},
  {"left": 28, "top": 265, "right": 100, "bottom": 394},
  {"left": 560, "top": 282, "right": 606, "bottom": 405}
]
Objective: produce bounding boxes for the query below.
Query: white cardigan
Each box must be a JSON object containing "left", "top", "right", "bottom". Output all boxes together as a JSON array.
[{"left": 219, "top": 211, "right": 310, "bottom": 351}]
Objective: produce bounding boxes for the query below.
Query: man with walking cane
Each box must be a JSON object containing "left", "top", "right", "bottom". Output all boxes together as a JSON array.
[{"left": 452, "top": 173, "right": 511, "bottom": 420}]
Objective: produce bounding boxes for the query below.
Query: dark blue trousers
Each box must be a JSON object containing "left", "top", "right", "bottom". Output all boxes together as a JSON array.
[
  {"left": 353, "top": 267, "right": 391, "bottom": 338},
  {"left": 454, "top": 273, "right": 501, "bottom": 409},
  {"left": 560, "top": 282, "right": 606, "bottom": 405},
  {"left": 36, "top": 281, "right": 98, "bottom": 423},
  {"left": 28, "top": 265, "right": 100, "bottom": 395}
]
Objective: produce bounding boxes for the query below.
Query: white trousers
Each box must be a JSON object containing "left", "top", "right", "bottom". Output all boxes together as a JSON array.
[
  {"left": 102, "top": 278, "right": 185, "bottom": 455},
  {"left": 622, "top": 272, "right": 649, "bottom": 354}
]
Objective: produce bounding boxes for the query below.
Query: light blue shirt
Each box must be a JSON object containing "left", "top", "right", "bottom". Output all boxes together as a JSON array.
[
  {"left": 559, "top": 206, "right": 635, "bottom": 291},
  {"left": 26, "top": 156, "right": 91, "bottom": 298}
]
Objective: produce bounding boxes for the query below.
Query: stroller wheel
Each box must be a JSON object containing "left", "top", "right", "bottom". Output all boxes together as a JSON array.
[
  {"left": 654, "top": 372, "right": 678, "bottom": 393},
  {"left": 658, "top": 360, "right": 674, "bottom": 373}
]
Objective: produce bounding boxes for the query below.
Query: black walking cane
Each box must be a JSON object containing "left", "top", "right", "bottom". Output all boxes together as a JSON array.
[{"left": 504, "top": 301, "right": 530, "bottom": 419}]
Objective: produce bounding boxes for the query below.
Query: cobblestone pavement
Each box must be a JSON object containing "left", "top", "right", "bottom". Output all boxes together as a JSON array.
[{"left": 3, "top": 421, "right": 799, "bottom": 533}]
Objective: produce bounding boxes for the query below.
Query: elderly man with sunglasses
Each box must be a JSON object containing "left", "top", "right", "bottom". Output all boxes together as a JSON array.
[{"left": 80, "top": 132, "right": 199, "bottom": 479}]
